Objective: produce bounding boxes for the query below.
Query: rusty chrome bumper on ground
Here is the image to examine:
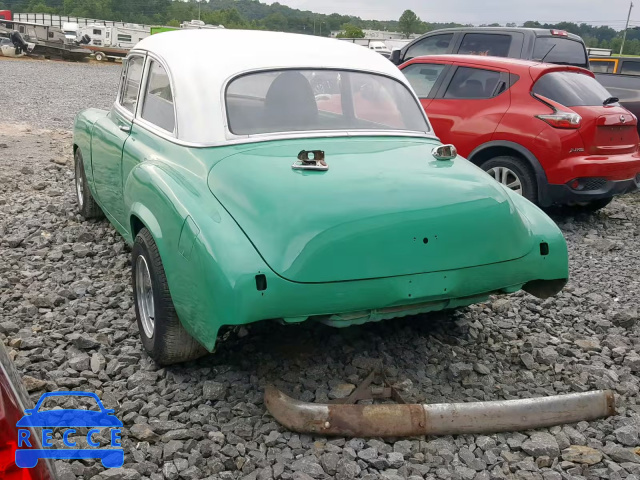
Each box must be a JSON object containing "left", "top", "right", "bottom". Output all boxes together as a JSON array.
[{"left": 264, "top": 386, "right": 615, "bottom": 438}]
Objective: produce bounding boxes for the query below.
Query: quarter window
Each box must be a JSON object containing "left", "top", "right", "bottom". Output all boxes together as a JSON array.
[
  {"left": 119, "top": 56, "right": 144, "bottom": 114},
  {"left": 141, "top": 61, "right": 175, "bottom": 133},
  {"left": 458, "top": 33, "right": 511, "bottom": 57},
  {"left": 620, "top": 60, "right": 640, "bottom": 76},
  {"left": 443, "top": 67, "right": 504, "bottom": 99},
  {"left": 401, "top": 63, "right": 447, "bottom": 98},
  {"left": 405, "top": 34, "right": 453, "bottom": 61}
]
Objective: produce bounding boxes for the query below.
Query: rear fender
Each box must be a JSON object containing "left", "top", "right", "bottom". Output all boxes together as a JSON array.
[{"left": 124, "top": 162, "right": 270, "bottom": 351}]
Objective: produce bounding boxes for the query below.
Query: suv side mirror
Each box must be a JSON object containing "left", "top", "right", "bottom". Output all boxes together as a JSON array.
[{"left": 391, "top": 49, "right": 402, "bottom": 65}]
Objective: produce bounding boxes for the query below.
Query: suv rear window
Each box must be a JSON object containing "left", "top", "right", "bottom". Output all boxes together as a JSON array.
[
  {"left": 532, "top": 37, "right": 587, "bottom": 68},
  {"left": 444, "top": 67, "right": 504, "bottom": 99},
  {"left": 533, "top": 71, "right": 613, "bottom": 106}
]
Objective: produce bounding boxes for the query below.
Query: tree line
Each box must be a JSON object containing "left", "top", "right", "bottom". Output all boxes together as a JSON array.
[{"left": 2, "top": 0, "right": 640, "bottom": 55}]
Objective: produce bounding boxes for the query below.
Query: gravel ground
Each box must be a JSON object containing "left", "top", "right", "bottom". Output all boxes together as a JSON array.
[
  {"left": 2, "top": 57, "right": 119, "bottom": 129},
  {"left": 1, "top": 56, "right": 640, "bottom": 480}
]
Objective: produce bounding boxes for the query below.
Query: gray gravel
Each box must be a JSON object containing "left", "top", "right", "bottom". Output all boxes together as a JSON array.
[
  {"left": 2, "top": 57, "right": 119, "bottom": 129},
  {"left": 1, "top": 56, "right": 640, "bottom": 480}
]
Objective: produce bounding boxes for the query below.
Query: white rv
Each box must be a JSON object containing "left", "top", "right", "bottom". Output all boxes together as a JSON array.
[{"left": 80, "top": 23, "right": 149, "bottom": 49}]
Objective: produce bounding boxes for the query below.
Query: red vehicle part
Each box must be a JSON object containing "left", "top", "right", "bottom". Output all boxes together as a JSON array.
[
  {"left": 0, "top": 342, "right": 55, "bottom": 479},
  {"left": 400, "top": 55, "right": 640, "bottom": 208},
  {"left": 0, "top": 10, "right": 11, "bottom": 21}
]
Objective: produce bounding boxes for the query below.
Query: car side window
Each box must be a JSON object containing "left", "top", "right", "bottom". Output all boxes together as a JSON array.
[
  {"left": 621, "top": 60, "right": 640, "bottom": 76},
  {"left": 141, "top": 60, "right": 175, "bottom": 133},
  {"left": 443, "top": 67, "right": 504, "bottom": 99},
  {"left": 458, "top": 33, "right": 511, "bottom": 57},
  {"left": 405, "top": 34, "right": 454, "bottom": 61},
  {"left": 401, "top": 63, "right": 447, "bottom": 98},
  {"left": 590, "top": 60, "right": 617, "bottom": 74},
  {"left": 120, "top": 55, "right": 145, "bottom": 114}
]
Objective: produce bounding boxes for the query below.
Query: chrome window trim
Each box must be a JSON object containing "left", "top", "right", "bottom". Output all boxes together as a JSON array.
[
  {"left": 131, "top": 128, "right": 437, "bottom": 149},
  {"left": 116, "top": 52, "right": 147, "bottom": 119},
  {"left": 137, "top": 52, "right": 178, "bottom": 138}
]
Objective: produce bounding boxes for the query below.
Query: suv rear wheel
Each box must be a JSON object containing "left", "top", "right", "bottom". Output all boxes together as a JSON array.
[{"left": 480, "top": 156, "right": 538, "bottom": 204}]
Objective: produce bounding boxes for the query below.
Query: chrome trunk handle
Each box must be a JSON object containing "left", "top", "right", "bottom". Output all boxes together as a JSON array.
[
  {"left": 432, "top": 144, "right": 457, "bottom": 161},
  {"left": 292, "top": 150, "right": 328, "bottom": 171}
]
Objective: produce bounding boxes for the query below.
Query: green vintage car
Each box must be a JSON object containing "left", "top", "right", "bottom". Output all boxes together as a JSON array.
[{"left": 73, "top": 29, "right": 569, "bottom": 365}]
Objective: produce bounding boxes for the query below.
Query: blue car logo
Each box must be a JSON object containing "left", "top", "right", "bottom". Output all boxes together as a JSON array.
[{"left": 15, "top": 391, "right": 124, "bottom": 469}]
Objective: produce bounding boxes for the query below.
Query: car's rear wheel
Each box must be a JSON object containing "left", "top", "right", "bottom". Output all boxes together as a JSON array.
[
  {"left": 74, "top": 148, "right": 104, "bottom": 219},
  {"left": 132, "top": 228, "right": 207, "bottom": 365},
  {"left": 481, "top": 156, "right": 538, "bottom": 204}
]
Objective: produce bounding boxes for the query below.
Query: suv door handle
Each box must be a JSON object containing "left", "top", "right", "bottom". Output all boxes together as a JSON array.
[{"left": 119, "top": 124, "right": 131, "bottom": 133}]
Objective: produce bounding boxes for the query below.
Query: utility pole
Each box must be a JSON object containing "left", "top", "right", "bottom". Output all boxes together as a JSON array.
[{"left": 621, "top": 0, "right": 634, "bottom": 55}]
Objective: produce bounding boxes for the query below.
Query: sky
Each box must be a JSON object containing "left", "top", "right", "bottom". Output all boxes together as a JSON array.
[{"left": 265, "top": 0, "right": 639, "bottom": 29}]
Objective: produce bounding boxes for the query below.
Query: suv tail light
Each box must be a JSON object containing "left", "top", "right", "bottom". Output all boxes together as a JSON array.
[
  {"left": 551, "top": 29, "right": 569, "bottom": 37},
  {"left": 536, "top": 112, "right": 582, "bottom": 129}
]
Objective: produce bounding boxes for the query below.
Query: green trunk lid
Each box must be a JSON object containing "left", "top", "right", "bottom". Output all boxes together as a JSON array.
[{"left": 207, "top": 138, "right": 535, "bottom": 283}]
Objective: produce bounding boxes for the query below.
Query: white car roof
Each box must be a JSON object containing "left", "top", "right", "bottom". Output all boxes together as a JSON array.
[{"left": 130, "top": 29, "right": 429, "bottom": 145}]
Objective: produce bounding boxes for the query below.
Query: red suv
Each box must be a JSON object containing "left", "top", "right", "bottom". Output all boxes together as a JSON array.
[{"left": 400, "top": 55, "right": 640, "bottom": 210}]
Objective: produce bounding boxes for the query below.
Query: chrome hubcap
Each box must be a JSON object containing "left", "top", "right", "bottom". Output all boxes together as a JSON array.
[
  {"left": 486, "top": 166, "right": 523, "bottom": 195},
  {"left": 135, "top": 256, "right": 155, "bottom": 338},
  {"left": 75, "top": 158, "right": 84, "bottom": 209}
]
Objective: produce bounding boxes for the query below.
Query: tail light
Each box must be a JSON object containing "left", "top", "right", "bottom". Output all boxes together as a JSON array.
[
  {"left": 536, "top": 112, "right": 582, "bottom": 129},
  {"left": 551, "top": 29, "right": 569, "bottom": 37}
]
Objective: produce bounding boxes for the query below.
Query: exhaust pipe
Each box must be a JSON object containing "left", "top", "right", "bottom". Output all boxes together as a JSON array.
[{"left": 265, "top": 386, "right": 615, "bottom": 438}]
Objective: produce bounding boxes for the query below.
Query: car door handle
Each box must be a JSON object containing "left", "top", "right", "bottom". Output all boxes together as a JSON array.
[{"left": 119, "top": 125, "right": 131, "bottom": 133}]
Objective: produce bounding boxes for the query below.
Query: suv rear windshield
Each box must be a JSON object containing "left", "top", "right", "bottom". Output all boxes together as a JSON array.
[
  {"left": 532, "top": 37, "right": 588, "bottom": 68},
  {"left": 226, "top": 69, "right": 429, "bottom": 135},
  {"left": 533, "top": 71, "right": 613, "bottom": 106}
]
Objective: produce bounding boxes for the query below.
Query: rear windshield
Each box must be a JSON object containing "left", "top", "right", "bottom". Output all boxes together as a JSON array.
[
  {"left": 225, "top": 69, "right": 429, "bottom": 135},
  {"left": 532, "top": 71, "right": 613, "bottom": 107},
  {"left": 532, "top": 37, "right": 588, "bottom": 68}
]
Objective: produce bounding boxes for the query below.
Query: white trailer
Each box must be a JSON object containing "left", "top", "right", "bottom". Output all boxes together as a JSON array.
[{"left": 79, "top": 24, "right": 149, "bottom": 49}]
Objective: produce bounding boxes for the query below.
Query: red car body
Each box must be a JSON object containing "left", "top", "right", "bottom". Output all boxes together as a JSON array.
[
  {"left": 400, "top": 55, "right": 640, "bottom": 207},
  {"left": 0, "top": 341, "right": 55, "bottom": 479}
]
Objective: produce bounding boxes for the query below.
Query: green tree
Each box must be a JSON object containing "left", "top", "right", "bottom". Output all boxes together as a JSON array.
[
  {"left": 399, "top": 9, "right": 420, "bottom": 38},
  {"left": 263, "top": 12, "right": 287, "bottom": 31},
  {"left": 336, "top": 23, "right": 364, "bottom": 38},
  {"left": 27, "top": 2, "right": 56, "bottom": 13}
]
